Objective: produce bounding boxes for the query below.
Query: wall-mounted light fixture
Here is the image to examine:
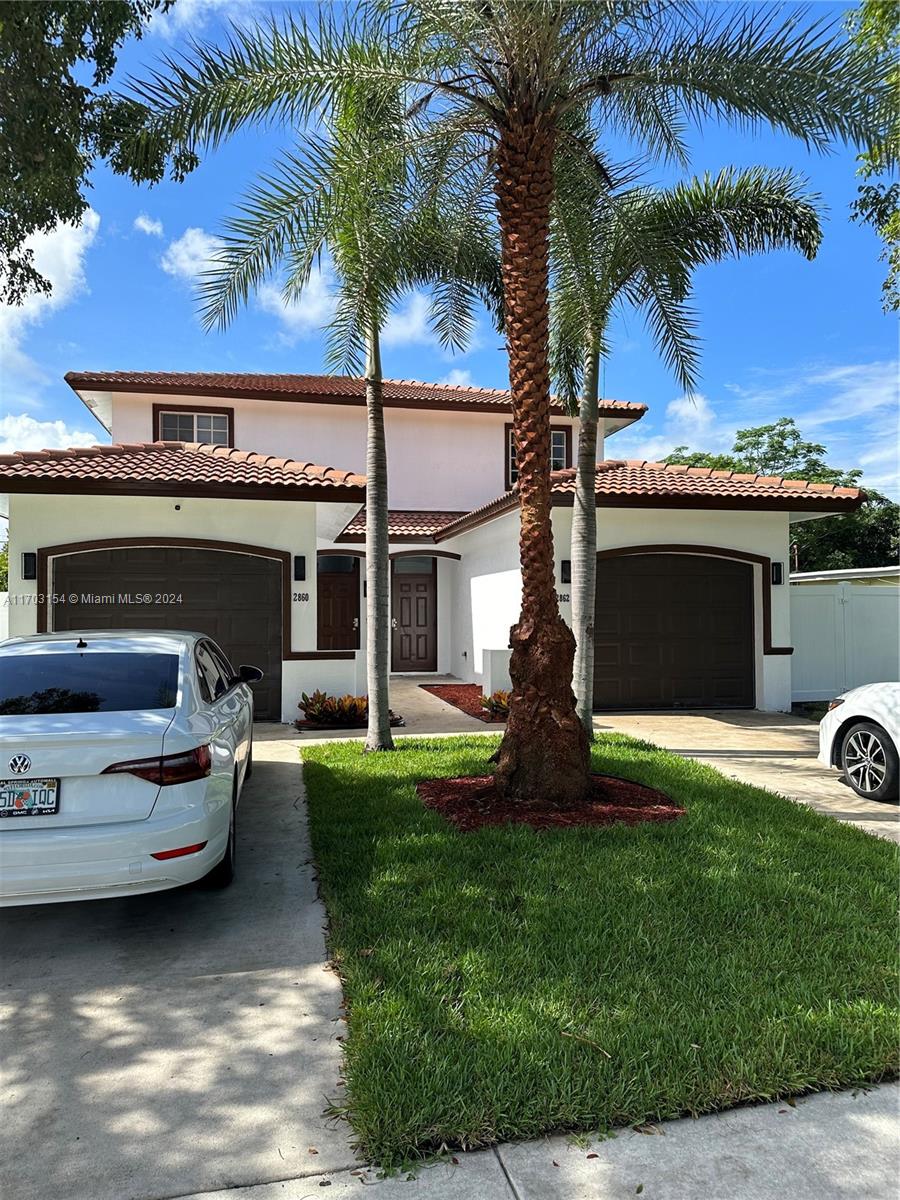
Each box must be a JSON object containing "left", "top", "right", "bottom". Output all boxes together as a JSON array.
[
  {"left": 771, "top": 561, "right": 784, "bottom": 585},
  {"left": 560, "top": 559, "right": 572, "bottom": 584},
  {"left": 293, "top": 555, "right": 306, "bottom": 582},
  {"left": 21, "top": 552, "right": 37, "bottom": 581}
]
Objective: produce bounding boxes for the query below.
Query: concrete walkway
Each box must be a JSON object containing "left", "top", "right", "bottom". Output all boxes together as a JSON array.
[{"left": 173, "top": 1083, "right": 900, "bottom": 1199}]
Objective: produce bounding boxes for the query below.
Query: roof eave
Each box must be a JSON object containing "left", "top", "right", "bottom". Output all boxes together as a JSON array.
[{"left": 0, "top": 479, "right": 367, "bottom": 504}]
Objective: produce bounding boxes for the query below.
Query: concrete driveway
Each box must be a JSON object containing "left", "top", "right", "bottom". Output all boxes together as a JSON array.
[
  {"left": 0, "top": 728, "right": 355, "bottom": 1200},
  {"left": 595, "top": 709, "right": 900, "bottom": 842}
]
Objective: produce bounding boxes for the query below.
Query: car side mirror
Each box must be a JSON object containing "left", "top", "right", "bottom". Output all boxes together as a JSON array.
[{"left": 238, "top": 664, "right": 264, "bottom": 684}]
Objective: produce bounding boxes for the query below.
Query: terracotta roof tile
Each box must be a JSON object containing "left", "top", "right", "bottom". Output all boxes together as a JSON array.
[
  {"left": 337, "top": 509, "right": 467, "bottom": 542},
  {"left": 0, "top": 441, "right": 366, "bottom": 499},
  {"left": 434, "top": 460, "right": 864, "bottom": 540},
  {"left": 65, "top": 370, "right": 646, "bottom": 419}
]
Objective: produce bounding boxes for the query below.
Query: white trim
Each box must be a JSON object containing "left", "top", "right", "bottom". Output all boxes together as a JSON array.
[{"left": 791, "top": 566, "right": 899, "bottom": 583}]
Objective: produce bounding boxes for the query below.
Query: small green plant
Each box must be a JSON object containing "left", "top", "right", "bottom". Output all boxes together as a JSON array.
[
  {"left": 481, "top": 689, "right": 511, "bottom": 718},
  {"left": 297, "top": 691, "right": 402, "bottom": 728}
]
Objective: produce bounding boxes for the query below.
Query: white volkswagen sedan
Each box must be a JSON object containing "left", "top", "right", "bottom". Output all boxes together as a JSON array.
[
  {"left": 0, "top": 631, "right": 261, "bottom": 906},
  {"left": 818, "top": 682, "right": 900, "bottom": 802}
]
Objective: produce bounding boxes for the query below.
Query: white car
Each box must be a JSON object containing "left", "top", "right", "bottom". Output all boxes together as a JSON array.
[
  {"left": 0, "top": 631, "right": 261, "bottom": 906},
  {"left": 818, "top": 682, "right": 900, "bottom": 802}
]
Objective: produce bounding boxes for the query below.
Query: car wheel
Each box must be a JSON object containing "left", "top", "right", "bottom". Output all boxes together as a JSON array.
[
  {"left": 840, "top": 722, "right": 899, "bottom": 802},
  {"left": 205, "top": 786, "right": 236, "bottom": 888}
]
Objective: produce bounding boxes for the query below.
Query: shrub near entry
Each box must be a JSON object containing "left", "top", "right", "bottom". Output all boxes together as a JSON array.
[{"left": 296, "top": 691, "right": 403, "bottom": 730}]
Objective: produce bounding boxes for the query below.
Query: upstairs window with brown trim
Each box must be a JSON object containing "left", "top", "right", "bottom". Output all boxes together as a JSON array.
[
  {"left": 505, "top": 423, "right": 572, "bottom": 489},
  {"left": 154, "top": 404, "right": 233, "bottom": 446}
]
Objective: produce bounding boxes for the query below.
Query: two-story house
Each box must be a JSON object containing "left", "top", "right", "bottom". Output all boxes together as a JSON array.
[{"left": 0, "top": 371, "right": 862, "bottom": 721}]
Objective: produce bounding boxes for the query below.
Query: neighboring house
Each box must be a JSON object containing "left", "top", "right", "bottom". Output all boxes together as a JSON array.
[
  {"left": 790, "top": 566, "right": 900, "bottom": 702},
  {"left": 0, "top": 371, "right": 862, "bottom": 721}
]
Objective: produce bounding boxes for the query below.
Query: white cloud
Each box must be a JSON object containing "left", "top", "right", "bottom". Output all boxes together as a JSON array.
[
  {"left": 256, "top": 264, "right": 337, "bottom": 343},
  {"left": 0, "top": 414, "right": 100, "bottom": 455},
  {"left": 612, "top": 391, "right": 732, "bottom": 463},
  {"left": 160, "top": 227, "right": 223, "bottom": 282},
  {"left": 148, "top": 0, "right": 256, "bottom": 38},
  {"left": 436, "top": 368, "right": 474, "bottom": 387},
  {"left": 0, "top": 210, "right": 100, "bottom": 399},
  {"left": 382, "top": 293, "right": 433, "bottom": 348},
  {"left": 134, "top": 213, "right": 164, "bottom": 238},
  {"left": 726, "top": 360, "right": 898, "bottom": 427}
]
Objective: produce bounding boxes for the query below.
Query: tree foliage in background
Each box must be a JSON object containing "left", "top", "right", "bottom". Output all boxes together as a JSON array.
[
  {"left": 0, "top": 542, "right": 7, "bottom": 592},
  {"left": 847, "top": 0, "right": 900, "bottom": 310},
  {"left": 666, "top": 418, "right": 900, "bottom": 571},
  {"left": 0, "top": 0, "right": 181, "bottom": 304}
]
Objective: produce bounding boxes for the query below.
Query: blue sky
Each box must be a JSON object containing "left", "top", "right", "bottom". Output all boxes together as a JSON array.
[{"left": 1, "top": 0, "right": 897, "bottom": 503}]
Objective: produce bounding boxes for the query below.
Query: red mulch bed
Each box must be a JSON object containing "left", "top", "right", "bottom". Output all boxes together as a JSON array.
[
  {"left": 417, "top": 774, "right": 684, "bottom": 832},
  {"left": 420, "top": 683, "right": 505, "bottom": 723}
]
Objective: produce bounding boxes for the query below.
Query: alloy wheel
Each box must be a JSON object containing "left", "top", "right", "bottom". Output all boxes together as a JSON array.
[{"left": 843, "top": 730, "right": 887, "bottom": 795}]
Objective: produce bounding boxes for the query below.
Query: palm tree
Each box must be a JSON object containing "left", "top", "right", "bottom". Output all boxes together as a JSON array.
[
  {"left": 552, "top": 166, "right": 823, "bottom": 734},
  {"left": 124, "top": 0, "right": 888, "bottom": 803},
  {"left": 194, "top": 85, "right": 500, "bottom": 751}
]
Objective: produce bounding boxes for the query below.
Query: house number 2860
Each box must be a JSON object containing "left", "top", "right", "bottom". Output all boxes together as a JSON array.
[{"left": 293, "top": 591, "right": 310, "bottom": 602}]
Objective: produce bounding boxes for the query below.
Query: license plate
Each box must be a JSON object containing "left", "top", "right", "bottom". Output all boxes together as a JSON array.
[{"left": 0, "top": 778, "right": 59, "bottom": 818}]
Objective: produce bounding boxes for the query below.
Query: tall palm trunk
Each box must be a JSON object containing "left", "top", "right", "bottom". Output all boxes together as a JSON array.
[
  {"left": 571, "top": 338, "right": 600, "bottom": 736},
  {"left": 364, "top": 319, "right": 394, "bottom": 752},
  {"left": 492, "top": 118, "right": 590, "bottom": 804}
]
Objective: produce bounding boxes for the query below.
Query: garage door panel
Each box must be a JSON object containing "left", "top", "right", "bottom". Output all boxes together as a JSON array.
[
  {"left": 52, "top": 546, "right": 283, "bottom": 720},
  {"left": 594, "top": 553, "right": 754, "bottom": 711}
]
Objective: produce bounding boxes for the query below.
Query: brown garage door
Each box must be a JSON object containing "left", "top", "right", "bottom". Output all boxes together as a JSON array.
[
  {"left": 52, "top": 546, "right": 283, "bottom": 719},
  {"left": 594, "top": 553, "right": 754, "bottom": 710}
]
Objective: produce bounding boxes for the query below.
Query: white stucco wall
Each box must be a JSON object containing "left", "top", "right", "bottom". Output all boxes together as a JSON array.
[
  {"left": 6, "top": 493, "right": 359, "bottom": 720},
  {"left": 107, "top": 391, "right": 598, "bottom": 512},
  {"left": 444, "top": 505, "right": 794, "bottom": 712}
]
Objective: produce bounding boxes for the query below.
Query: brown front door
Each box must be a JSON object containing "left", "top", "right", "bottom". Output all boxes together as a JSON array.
[
  {"left": 317, "top": 556, "right": 360, "bottom": 650},
  {"left": 391, "top": 557, "right": 437, "bottom": 671},
  {"left": 593, "top": 552, "right": 754, "bottom": 710}
]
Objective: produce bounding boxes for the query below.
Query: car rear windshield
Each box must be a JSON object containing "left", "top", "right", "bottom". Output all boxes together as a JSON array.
[{"left": 0, "top": 653, "right": 180, "bottom": 715}]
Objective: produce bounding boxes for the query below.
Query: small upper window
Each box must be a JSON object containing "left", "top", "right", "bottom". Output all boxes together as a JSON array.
[
  {"left": 507, "top": 425, "right": 570, "bottom": 487},
  {"left": 158, "top": 410, "right": 230, "bottom": 445}
]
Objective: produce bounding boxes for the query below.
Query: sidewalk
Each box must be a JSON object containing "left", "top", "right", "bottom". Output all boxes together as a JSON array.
[{"left": 174, "top": 1082, "right": 899, "bottom": 1199}]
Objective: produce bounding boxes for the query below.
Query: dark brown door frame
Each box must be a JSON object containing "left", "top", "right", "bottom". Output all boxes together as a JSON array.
[{"left": 390, "top": 555, "right": 438, "bottom": 672}]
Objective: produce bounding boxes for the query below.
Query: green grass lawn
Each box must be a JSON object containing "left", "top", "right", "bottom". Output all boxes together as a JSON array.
[{"left": 302, "top": 734, "right": 898, "bottom": 1163}]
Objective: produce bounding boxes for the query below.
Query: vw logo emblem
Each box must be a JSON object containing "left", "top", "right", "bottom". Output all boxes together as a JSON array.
[{"left": 9, "top": 754, "right": 31, "bottom": 775}]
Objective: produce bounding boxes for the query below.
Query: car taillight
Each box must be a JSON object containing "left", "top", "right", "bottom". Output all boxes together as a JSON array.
[{"left": 102, "top": 745, "right": 212, "bottom": 785}]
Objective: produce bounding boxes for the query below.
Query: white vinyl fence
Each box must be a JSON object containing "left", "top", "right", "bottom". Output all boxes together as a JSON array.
[{"left": 790, "top": 572, "right": 900, "bottom": 701}]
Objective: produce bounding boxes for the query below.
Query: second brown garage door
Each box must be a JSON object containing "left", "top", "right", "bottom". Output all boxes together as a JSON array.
[
  {"left": 52, "top": 545, "right": 283, "bottom": 719},
  {"left": 594, "top": 552, "right": 754, "bottom": 710}
]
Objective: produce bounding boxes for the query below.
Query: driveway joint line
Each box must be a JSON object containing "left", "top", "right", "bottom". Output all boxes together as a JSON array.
[
  {"left": 150, "top": 1160, "right": 364, "bottom": 1200},
  {"left": 492, "top": 1145, "right": 524, "bottom": 1200}
]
